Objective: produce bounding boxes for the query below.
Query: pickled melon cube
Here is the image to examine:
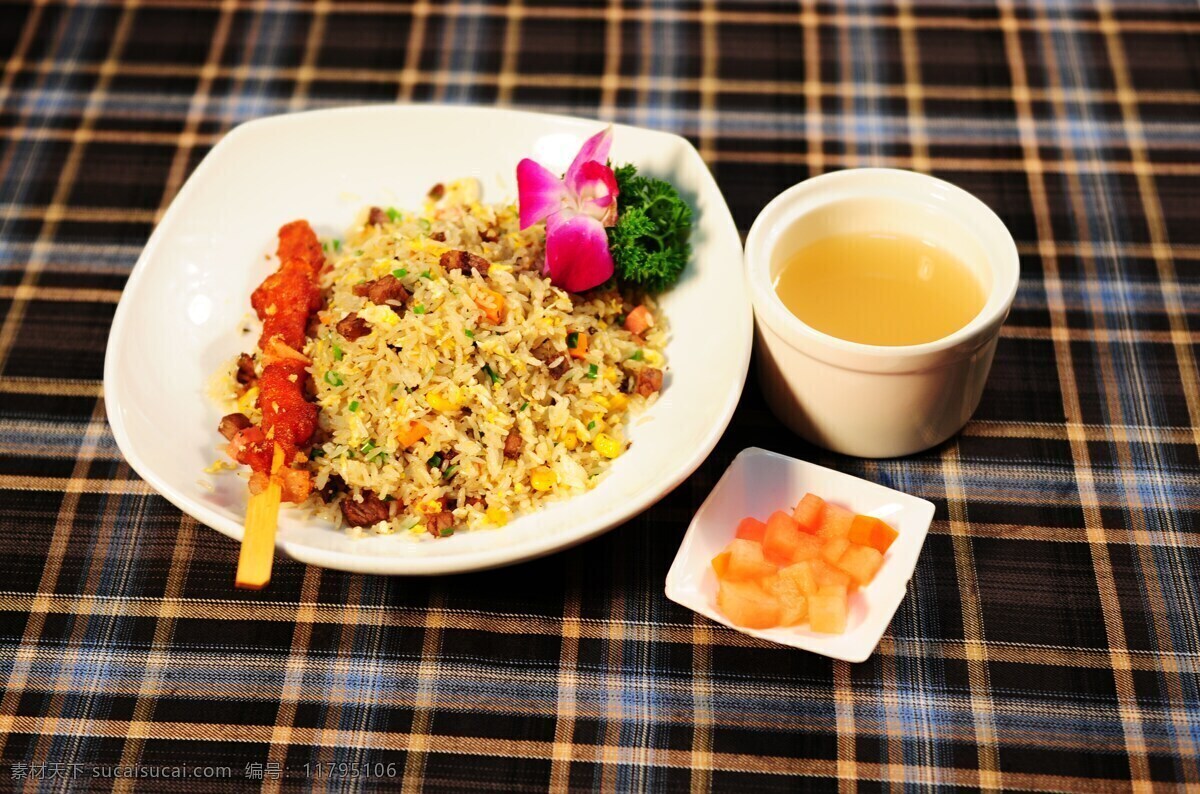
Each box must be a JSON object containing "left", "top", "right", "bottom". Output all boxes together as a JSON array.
[
  {"left": 817, "top": 503, "right": 855, "bottom": 540},
  {"left": 762, "top": 510, "right": 801, "bottom": 563},
  {"left": 812, "top": 559, "right": 853, "bottom": 589},
  {"left": 778, "top": 561, "right": 817, "bottom": 598},
  {"left": 717, "top": 579, "right": 781, "bottom": 629},
  {"left": 724, "top": 539, "right": 777, "bottom": 581},
  {"left": 809, "top": 584, "right": 848, "bottom": 634},
  {"left": 765, "top": 574, "right": 809, "bottom": 626},
  {"left": 821, "top": 536, "right": 851, "bottom": 566},
  {"left": 735, "top": 516, "right": 767, "bottom": 542},
  {"left": 711, "top": 551, "right": 731, "bottom": 578},
  {"left": 791, "top": 532, "right": 824, "bottom": 562},
  {"left": 848, "top": 514, "right": 899, "bottom": 554},
  {"left": 837, "top": 544, "right": 884, "bottom": 586},
  {"left": 792, "top": 493, "right": 825, "bottom": 534}
]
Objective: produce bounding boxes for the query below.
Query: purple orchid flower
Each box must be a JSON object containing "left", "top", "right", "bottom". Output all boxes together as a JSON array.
[{"left": 516, "top": 126, "right": 619, "bottom": 293}]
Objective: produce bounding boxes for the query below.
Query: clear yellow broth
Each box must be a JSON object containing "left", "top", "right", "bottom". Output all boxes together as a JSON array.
[{"left": 773, "top": 232, "right": 987, "bottom": 346}]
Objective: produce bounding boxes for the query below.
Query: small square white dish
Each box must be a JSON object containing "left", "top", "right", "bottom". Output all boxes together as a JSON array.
[{"left": 664, "top": 447, "right": 934, "bottom": 662}]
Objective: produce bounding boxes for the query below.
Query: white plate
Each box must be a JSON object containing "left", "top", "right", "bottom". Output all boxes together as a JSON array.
[
  {"left": 664, "top": 447, "right": 933, "bottom": 662},
  {"left": 104, "top": 105, "right": 750, "bottom": 576}
]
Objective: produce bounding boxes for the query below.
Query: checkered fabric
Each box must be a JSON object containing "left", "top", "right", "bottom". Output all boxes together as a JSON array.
[{"left": 1, "top": 0, "right": 1198, "bottom": 790}]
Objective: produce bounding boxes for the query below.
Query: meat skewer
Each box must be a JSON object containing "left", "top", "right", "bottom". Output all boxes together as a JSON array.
[{"left": 225, "top": 220, "right": 324, "bottom": 589}]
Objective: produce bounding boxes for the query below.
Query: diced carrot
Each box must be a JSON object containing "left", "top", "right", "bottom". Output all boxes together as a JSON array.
[
  {"left": 791, "top": 532, "right": 823, "bottom": 562},
  {"left": 397, "top": 420, "right": 430, "bottom": 449},
  {"left": 624, "top": 305, "right": 654, "bottom": 335},
  {"left": 837, "top": 544, "right": 884, "bottom": 586},
  {"left": 765, "top": 574, "right": 809, "bottom": 626},
  {"left": 735, "top": 517, "right": 767, "bottom": 542},
  {"left": 717, "top": 579, "right": 781, "bottom": 629},
  {"left": 817, "top": 503, "right": 855, "bottom": 540},
  {"left": 474, "top": 288, "right": 507, "bottom": 324},
  {"left": 711, "top": 550, "right": 731, "bottom": 578},
  {"left": 725, "top": 539, "right": 777, "bottom": 581},
  {"left": 567, "top": 331, "right": 589, "bottom": 359},
  {"left": 809, "top": 584, "right": 848, "bottom": 634},
  {"left": 762, "top": 510, "right": 801, "bottom": 563},
  {"left": 792, "top": 493, "right": 825, "bottom": 534},
  {"left": 821, "top": 536, "right": 851, "bottom": 566}
]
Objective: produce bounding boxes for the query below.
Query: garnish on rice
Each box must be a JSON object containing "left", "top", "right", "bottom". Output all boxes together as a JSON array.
[{"left": 517, "top": 125, "right": 693, "bottom": 293}]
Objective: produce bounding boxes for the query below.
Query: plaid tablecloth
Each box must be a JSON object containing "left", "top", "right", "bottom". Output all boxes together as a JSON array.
[{"left": 2, "top": 0, "right": 1199, "bottom": 791}]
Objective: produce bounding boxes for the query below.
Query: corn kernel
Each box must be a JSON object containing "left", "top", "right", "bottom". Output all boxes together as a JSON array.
[
  {"left": 530, "top": 466, "right": 558, "bottom": 491},
  {"left": 237, "top": 386, "right": 259, "bottom": 412},
  {"left": 418, "top": 499, "right": 443, "bottom": 514},
  {"left": 644, "top": 350, "right": 664, "bottom": 367},
  {"left": 592, "top": 395, "right": 610, "bottom": 409},
  {"left": 426, "top": 391, "right": 458, "bottom": 412},
  {"left": 609, "top": 393, "right": 628, "bottom": 411},
  {"left": 593, "top": 433, "right": 621, "bottom": 459},
  {"left": 561, "top": 433, "right": 578, "bottom": 451},
  {"left": 486, "top": 506, "right": 510, "bottom": 526}
]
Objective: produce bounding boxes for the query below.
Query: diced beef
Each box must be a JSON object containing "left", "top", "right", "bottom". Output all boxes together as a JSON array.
[
  {"left": 318, "top": 473, "right": 345, "bottom": 503},
  {"left": 235, "top": 353, "right": 257, "bottom": 386},
  {"left": 341, "top": 490, "right": 390, "bottom": 527},
  {"left": 367, "top": 206, "right": 388, "bottom": 226},
  {"left": 503, "top": 429, "right": 522, "bottom": 460},
  {"left": 366, "top": 274, "right": 409, "bottom": 308},
  {"left": 428, "top": 183, "right": 445, "bottom": 200},
  {"left": 336, "top": 312, "right": 371, "bottom": 341},
  {"left": 439, "top": 249, "right": 490, "bottom": 276},
  {"left": 635, "top": 367, "right": 663, "bottom": 397},
  {"left": 533, "top": 342, "right": 568, "bottom": 379},
  {"left": 426, "top": 511, "right": 455, "bottom": 536},
  {"left": 218, "top": 413, "right": 253, "bottom": 440}
]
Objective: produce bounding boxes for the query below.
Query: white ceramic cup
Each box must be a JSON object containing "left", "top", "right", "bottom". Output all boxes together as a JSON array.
[{"left": 744, "top": 168, "right": 1020, "bottom": 458}]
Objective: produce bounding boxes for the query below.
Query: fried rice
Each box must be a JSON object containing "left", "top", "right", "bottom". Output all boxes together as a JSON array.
[{"left": 220, "top": 179, "right": 667, "bottom": 538}]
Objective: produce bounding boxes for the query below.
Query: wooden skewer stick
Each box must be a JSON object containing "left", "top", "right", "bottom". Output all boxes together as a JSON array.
[{"left": 235, "top": 443, "right": 284, "bottom": 590}]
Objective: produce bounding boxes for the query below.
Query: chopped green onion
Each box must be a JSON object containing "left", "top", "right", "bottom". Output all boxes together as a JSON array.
[
  {"left": 566, "top": 332, "right": 579, "bottom": 348},
  {"left": 587, "top": 363, "right": 599, "bottom": 379},
  {"left": 372, "top": 451, "right": 388, "bottom": 462},
  {"left": 419, "top": 218, "right": 432, "bottom": 232},
  {"left": 615, "top": 314, "right": 626, "bottom": 325},
  {"left": 587, "top": 421, "right": 596, "bottom": 430},
  {"left": 332, "top": 344, "right": 343, "bottom": 361},
  {"left": 483, "top": 363, "right": 500, "bottom": 384},
  {"left": 324, "top": 371, "right": 343, "bottom": 387},
  {"left": 392, "top": 268, "right": 408, "bottom": 279},
  {"left": 348, "top": 400, "right": 359, "bottom": 412},
  {"left": 389, "top": 383, "right": 400, "bottom": 393},
  {"left": 386, "top": 207, "right": 400, "bottom": 223},
  {"left": 360, "top": 440, "right": 376, "bottom": 454},
  {"left": 420, "top": 270, "right": 432, "bottom": 280},
  {"left": 519, "top": 401, "right": 529, "bottom": 412},
  {"left": 438, "top": 526, "right": 455, "bottom": 537},
  {"left": 464, "top": 329, "right": 475, "bottom": 339},
  {"left": 321, "top": 241, "right": 329, "bottom": 252},
  {"left": 427, "top": 453, "right": 443, "bottom": 469},
  {"left": 332, "top": 239, "right": 341, "bottom": 252},
  {"left": 413, "top": 304, "right": 427, "bottom": 315},
  {"left": 629, "top": 349, "right": 644, "bottom": 361},
  {"left": 442, "top": 464, "right": 459, "bottom": 480},
  {"left": 310, "top": 448, "right": 325, "bottom": 458}
]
